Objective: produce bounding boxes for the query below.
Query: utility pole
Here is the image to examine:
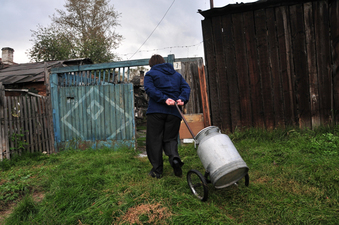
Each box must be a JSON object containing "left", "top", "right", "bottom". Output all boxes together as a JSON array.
[{"left": 210, "top": 0, "right": 214, "bottom": 8}]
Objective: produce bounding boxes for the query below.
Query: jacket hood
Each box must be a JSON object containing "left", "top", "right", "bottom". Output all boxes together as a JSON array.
[{"left": 152, "top": 63, "right": 176, "bottom": 75}]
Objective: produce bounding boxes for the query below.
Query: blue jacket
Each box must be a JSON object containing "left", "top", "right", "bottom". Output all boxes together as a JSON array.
[{"left": 144, "top": 63, "right": 191, "bottom": 119}]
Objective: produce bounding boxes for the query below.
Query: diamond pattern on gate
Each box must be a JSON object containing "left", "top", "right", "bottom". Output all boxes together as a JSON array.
[
  {"left": 87, "top": 100, "right": 104, "bottom": 120},
  {"left": 61, "top": 86, "right": 132, "bottom": 140}
]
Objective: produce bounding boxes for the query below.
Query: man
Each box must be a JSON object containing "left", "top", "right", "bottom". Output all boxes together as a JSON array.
[{"left": 144, "top": 54, "right": 191, "bottom": 179}]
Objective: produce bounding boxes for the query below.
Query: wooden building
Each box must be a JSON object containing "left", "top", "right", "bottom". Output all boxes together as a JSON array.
[
  {"left": 200, "top": 0, "right": 339, "bottom": 131},
  {"left": 0, "top": 58, "right": 92, "bottom": 97}
]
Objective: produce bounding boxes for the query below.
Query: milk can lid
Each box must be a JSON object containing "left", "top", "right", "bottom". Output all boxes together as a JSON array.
[{"left": 194, "top": 126, "right": 220, "bottom": 143}]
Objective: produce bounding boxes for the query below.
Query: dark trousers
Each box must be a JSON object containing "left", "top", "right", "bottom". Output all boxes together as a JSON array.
[{"left": 146, "top": 113, "right": 182, "bottom": 175}]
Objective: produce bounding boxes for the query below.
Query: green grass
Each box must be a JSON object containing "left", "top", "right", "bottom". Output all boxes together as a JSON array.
[{"left": 1, "top": 126, "right": 338, "bottom": 224}]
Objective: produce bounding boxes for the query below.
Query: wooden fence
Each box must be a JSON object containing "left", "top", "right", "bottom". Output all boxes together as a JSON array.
[
  {"left": 200, "top": 0, "right": 339, "bottom": 132},
  {"left": 0, "top": 82, "right": 54, "bottom": 160},
  {"left": 175, "top": 57, "right": 211, "bottom": 127}
]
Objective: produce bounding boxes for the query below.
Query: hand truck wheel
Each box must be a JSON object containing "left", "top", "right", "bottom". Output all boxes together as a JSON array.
[{"left": 187, "top": 169, "right": 209, "bottom": 201}]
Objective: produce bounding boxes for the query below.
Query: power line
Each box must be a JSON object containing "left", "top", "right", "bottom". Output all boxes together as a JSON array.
[
  {"left": 129, "top": 0, "right": 176, "bottom": 59},
  {"left": 121, "top": 41, "right": 203, "bottom": 58}
]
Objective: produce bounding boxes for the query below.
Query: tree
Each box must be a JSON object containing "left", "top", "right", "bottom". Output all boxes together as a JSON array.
[
  {"left": 28, "top": 25, "right": 77, "bottom": 62},
  {"left": 28, "top": 0, "right": 122, "bottom": 63}
]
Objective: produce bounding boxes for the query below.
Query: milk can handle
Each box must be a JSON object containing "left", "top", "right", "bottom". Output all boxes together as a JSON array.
[{"left": 175, "top": 102, "right": 195, "bottom": 139}]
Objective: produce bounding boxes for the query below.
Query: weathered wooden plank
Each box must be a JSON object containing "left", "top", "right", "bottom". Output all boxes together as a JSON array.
[
  {"left": 243, "top": 11, "right": 264, "bottom": 129},
  {"left": 18, "top": 96, "right": 27, "bottom": 153},
  {"left": 266, "top": 7, "right": 285, "bottom": 128},
  {"left": 121, "top": 84, "right": 126, "bottom": 140},
  {"left": 87, "top": 86, "right": 93, "bottom": 141},
  {"left": 92, "top": 86, "right": 98, "bottom": 141},
  {"left": 71, "top": 87, "right": 77, "bottom": 140},
  {"left": 210, "top": 16, "right": 223, "bottom": 125},
  {"left": 109, "top": 85, "right": 116, "bottom": 140},
  {"left": 26, "top": 96, "right": 33, "bottom": 153},
  {"left": 116, "top": 84, "right": 122, "bottom": 140},
  {"left": 82, "top": 86, "right": 87, "bottom": 140},
  {"left": 71, "top": 87, "right": 79, "bottom": 141},
  {"left": 34, "top": 97, "right": 43, "bottom": 152},
  {"left": 7, "top": 97, "right": 14, "bottom": 157},
  {"left": 314, "top": 1, "right": 331, "bottom": 125},
  {"left": 85, "top": 86, "right": 92, "bottom": 140},
  {"left": 45, "top": 64, "right": 54, "bottom": 153},
  {"left": 68, "top": 87, "right": 75, "bottom": 141},
  {"left": 130, "top": 84, "right": 135, "bottom": 142},
  {"left": 212, "top": 14, "right": 231, "bottom": 132},
  {"left": 276, "top": 6, "right": 296, "bottom": 126},
  {"left": 28, "top": 96, "right": 35, "bottom": 152},
  {"left": 189, "top": 61, "right": 201, "bottom": 113},
  {"left": 77, "top": 87, "right": 82, "bottom": 140},
  {"left": 44, "top": 98, "right": 50, "bottom": 152},
  {"left": 15, "top": 97, "right": 22, "bottom": 153},
  {"left": 64, "top": 87, "right": 71, "bottom": 141},
  {"left": 10, "top": 97, "right": 17, "bottom": 154},
  {"left": 87, "top": 86, "right": 96, "bottom": 141},
  {"left": 4, "top": 97, "right": 9, "bottom": 159},
  {"left": 59, "top": 87, "right": 66, "bottom": 141},
  {"left": 0, "top": 83, "right": 5, "bottom": 160},
  {"left": 330, "top": 0, "right": 339, "bottom": 123},
  {"left": 180, "top": 62, "right": 193, "bottom": 114},
  {"left": 76, "top": 87, "right": 82, "bottom": 141},
  {"left": 191, "top": 62, "right": 199, "bottom": 113},
  {"left": 233, "top": 12, "right": 252, "bottom": 129},
  {"left": 104, "top": 85, "right": 110, "bottom": 139},
  {"left": 99, "top": 84, "right": 104, "bottom": 139},
  {"left": 21, "top": 96, "right": 30, "bottom": 152},
  {"left": 94, "top": 86, "right": 101, "bottom": 141},
  {"left": 290, "top": 4, "right": 311, "bottom": 128},
  {"left": 304, "top": 2, "right": 321, "bottom": 128},
  {"left": 220, "top": 14, "right": 236, "bottom": 132},
  {"left": 37, "top": 97, "right": 47, "bottom": 152},
  {"left": 197, "top": 59, "right": 211, "bottom": 127},
  {"left": 44, "top": 97, "right": 51, "bottom": 153},
  {"left": 24, "top": 96, "right": 32, "bottom": 152},
  {"left": 124, "top": 84, "right": 130, "bottom": 140},
  {"left": 255, "top": 8, "right": 275, "bottom": 129},
  {"left": 202, "top": 18, "right": 221, "bottom": 128},
  {"left": 50, "top": 74, "right": 60, "bottom": 151},
  {"left": 125, "top": 84, "right": 131, "bottom": 140},
  {"left": 35, "top": 97, "right": 42, "bottom": 152},
  {"left": 16, "top": 97, "right": 22, "bottom": 153}
]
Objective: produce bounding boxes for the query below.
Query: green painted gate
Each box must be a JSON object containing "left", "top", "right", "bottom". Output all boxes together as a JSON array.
[{"left": 50, "top": 55, "right": 174, "bottom": 151}]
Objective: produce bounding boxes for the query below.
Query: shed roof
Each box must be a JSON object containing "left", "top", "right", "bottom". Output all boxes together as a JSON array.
[
  {"left": 0, "top": 58, "right": 92, "bottom": 84},
  {"left": 199, "top": 0, "right": 317, "bottom": 18}
]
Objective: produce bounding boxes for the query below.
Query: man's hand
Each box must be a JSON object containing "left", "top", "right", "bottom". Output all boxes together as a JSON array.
[
  {"left": 166, "top": 98, "right": 175, "bottom": 105},
  {"left": 176, "top": 99, "right": 184, "bottom": 106}
]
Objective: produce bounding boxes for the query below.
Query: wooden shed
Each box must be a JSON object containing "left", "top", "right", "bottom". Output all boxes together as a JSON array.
[
  {"left": 0, "top": 58, "right": 92, "bottom": 97},
  {"left": 200, "top": 0, "right": 339, "bottom": 131}
]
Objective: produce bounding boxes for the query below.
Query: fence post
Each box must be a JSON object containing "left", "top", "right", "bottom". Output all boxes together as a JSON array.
[
  {"left": 167, "top": 54, "right": 175, "bottom": 65},
  {"left": 44, "top": 62, "right": 55, "bottom": 153},
  {"left": 0, "top": 82, "right": 8, "bottom": 160},
  {"left": 0, "top": 82, "right": 3, "bottom": 160},
  {"left": 198, "top": 60, "right": 211, "bottom": 127}
]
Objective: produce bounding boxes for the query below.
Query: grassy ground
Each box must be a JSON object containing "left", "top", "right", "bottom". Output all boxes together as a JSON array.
[{"left": 0, "top": 126, "right": 338, "bottom": 224}]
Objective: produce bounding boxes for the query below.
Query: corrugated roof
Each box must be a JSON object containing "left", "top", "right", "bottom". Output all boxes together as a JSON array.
[{"left": 0, "top": 58, "right": 92, "bottom": 84}]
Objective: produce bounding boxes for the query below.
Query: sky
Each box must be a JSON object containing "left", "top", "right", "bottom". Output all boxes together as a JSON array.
[{"left": 0, "top": 0, "right": 255, "bottom": 64}]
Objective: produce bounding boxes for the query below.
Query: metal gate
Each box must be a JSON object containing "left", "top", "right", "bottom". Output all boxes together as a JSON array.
[{"left": 50, "top": 55, "right": 174, "bottom": 151}]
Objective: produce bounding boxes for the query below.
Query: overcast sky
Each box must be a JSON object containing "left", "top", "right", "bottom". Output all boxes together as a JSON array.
[{"left": 0, "top": 0, "right": 255, "bottom": 64}]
